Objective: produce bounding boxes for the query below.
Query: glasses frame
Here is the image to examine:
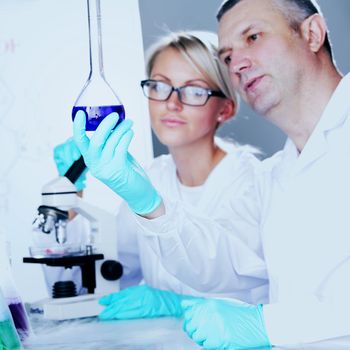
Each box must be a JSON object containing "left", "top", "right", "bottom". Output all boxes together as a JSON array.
[{"left": 140, "top": 79, "right": 226, "bottom": 106}]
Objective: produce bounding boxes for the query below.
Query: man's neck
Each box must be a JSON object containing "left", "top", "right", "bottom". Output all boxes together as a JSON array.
[{"left": 268, "top": 66, "right": 342, "bottom": 153}]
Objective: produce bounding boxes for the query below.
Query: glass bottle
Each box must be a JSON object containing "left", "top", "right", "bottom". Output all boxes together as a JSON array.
[
  {"left": 0, "top": 287, "right": 22, "bottom": 349},
  {"left": 0, "top": 232, "right": 31, "bottom": 342},
  {"left": 72, "top": 0, "right": 125, "bottom": 131}
]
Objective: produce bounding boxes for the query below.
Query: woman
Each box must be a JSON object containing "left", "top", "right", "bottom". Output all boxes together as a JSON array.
[{"left": 56, "top": 31, "right": 267, "bottom": 318}]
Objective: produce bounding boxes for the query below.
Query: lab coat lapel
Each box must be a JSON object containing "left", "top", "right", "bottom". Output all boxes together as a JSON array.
[{"left": 276, "top": 73, "right": 350, "bottom": 182}]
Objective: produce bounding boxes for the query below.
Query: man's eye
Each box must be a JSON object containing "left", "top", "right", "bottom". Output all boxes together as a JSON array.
[
  {"left": 248, "top": 33, "right": 260, "bottom": 42},
  {"left": 223, "top": 55, "right": 231, "bottom": 66}
]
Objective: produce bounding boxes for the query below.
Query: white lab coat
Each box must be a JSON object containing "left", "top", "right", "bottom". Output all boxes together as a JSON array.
[
  {"left": 41, "top": 140, "right": 269, "bottom": 304},
  {"left": 131, "top": 145, "right": 269, "bottom": 303},
  {"left": 260, "top": 73, "right": 350, "bottom": 345}
]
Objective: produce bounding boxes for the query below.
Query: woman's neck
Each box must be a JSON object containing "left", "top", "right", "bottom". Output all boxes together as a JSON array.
[{"left": 169, "top": 140, "right": 226, "bottom": 187}]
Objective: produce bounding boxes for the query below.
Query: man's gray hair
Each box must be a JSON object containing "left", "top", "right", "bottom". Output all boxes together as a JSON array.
[{"left": 216, "top": 0, "right": 333, "bottom": 60}]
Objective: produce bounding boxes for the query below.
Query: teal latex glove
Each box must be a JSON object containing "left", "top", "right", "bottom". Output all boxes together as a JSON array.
[
  {"left": 99, "top": 284, "right": 197, "bottom": 320},
  {"left": 73, "top": 111, "right": 162, "bottom": 215},
  {"left": 182, "top": 298, "right": 271, "bottom": 350},
  {"left": 53, "top": 137, "right": 87, "bottom": 191}
]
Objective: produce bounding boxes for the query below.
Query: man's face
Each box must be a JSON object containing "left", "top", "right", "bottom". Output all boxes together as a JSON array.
[{"left": 218, "top": 0, "right": 309, "bottom": 118}]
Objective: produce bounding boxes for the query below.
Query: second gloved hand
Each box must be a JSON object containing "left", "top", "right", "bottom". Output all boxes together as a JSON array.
[
  {"left": 99, "top": 284, "right": 197, "bottom": 320},
  {"left": 73, "top": 111, "right": 161, "bottom": 215},
  {"left": 182, "top": 298, "right": 271, "bottom": 350},
  {"left": 53, "top": 138, "right": 88, "bottom": 191}
]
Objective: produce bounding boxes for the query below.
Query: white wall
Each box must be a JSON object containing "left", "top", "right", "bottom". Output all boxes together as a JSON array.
[{"left": 0, "top": 0, "right": 152, "bottom": 302}]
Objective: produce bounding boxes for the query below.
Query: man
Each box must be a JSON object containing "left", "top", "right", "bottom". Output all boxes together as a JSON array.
[{"left": 181, "top": 0, "right": 350, "bottom": 348}]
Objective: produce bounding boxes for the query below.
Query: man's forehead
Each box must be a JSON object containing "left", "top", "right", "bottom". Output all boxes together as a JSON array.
[{"left": 218, "top": 0, "right": 282, "bottom": 40}]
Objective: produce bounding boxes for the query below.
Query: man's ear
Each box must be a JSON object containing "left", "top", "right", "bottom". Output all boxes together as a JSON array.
[{"left": 300, "top": 14, "right": 327, "bottom": 54}]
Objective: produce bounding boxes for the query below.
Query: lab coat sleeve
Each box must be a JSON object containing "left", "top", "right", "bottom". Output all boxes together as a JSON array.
[{"left": 134, "top": 184, "right": 267, "bottom": 298}]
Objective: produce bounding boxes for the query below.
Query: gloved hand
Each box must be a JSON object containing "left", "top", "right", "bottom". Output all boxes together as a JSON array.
[
  {"left": 182, "top": 298, "right": 271, "bottom": 350},
  {"left": 73, "top": 111, "right": 162, "bottom": 215},
  {"left": 53, "top": 137, "right": 87, "bottom": 191},
  {"left": 99, "top": 284, "right": 197, "bottom": 320}
]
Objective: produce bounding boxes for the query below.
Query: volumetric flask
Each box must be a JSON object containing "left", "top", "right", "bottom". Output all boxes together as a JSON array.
[
  {"left": 0, "top": 233, "right": 31, "bottom": 341},
  {"left": 0, "top": 287, "right": 22, "bottom": 350},
  {"left": 72, "top": 0, "right": 125, "bottom": 131}
]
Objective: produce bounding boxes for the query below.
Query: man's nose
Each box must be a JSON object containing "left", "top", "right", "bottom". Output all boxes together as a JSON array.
[{"left": 229, "top": 51, "right": 252, "bottom": 74}]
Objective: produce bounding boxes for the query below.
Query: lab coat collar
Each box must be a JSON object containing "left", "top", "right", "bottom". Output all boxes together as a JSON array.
[
  {"left": 173, "top": 150, "right": 247, "bottom": 210},
  {"left": 274, "top": 72, "right": 350, "bottom": 182}
]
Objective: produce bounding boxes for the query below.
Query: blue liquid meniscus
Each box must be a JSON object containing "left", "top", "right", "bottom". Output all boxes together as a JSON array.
[{"left": 72, "top": 105, "right": 125, "bottom": 131}]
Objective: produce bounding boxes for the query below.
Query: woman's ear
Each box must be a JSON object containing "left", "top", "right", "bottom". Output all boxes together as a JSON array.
[
  {"left": 300, "top": 14, "right": 327, "bottom": 54},
  {"left": 217, "top": 99, "right": 236, "bottom": 124}
]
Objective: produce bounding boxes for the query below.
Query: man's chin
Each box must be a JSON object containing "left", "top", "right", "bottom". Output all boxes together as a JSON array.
[{"left": 249, "top": 95, "right": 278, "bottom": 116}]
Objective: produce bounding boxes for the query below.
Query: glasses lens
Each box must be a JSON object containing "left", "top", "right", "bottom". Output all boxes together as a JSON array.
[
  {"left": 143, "top": 81, "right": 171, "bottom": 101},
  {"left": 180, "top": 86, "right": 208, "bottom": 106}
]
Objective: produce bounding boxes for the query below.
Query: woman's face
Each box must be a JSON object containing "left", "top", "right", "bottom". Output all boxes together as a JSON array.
[{"left": 148, "top": 47, "right": 231, "bottom": 149}]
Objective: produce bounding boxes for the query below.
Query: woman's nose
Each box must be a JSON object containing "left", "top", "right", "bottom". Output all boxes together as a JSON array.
[{"left": 166, "top": 89, "right": 183, "bottom": 110}]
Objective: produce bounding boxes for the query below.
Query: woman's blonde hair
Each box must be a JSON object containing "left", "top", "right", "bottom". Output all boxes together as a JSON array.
[{"left": 145, "top": 30, "right": 239, "bottom": 115}]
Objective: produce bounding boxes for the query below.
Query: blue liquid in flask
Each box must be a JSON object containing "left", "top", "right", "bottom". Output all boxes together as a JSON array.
[{"left": 72, "top": 105, "right": 125, "bottom": 131}]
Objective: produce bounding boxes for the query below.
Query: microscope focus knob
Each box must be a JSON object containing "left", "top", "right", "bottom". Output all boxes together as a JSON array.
[{"left": 100, "top": 260, "right": 123, "bottom": 281}]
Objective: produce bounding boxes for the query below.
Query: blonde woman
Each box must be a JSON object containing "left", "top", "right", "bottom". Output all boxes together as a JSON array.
[{"left": 65, "top": 31, "right": 267, "bottom": 319}]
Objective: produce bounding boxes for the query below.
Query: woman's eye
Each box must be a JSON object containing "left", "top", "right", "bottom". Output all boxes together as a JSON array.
[
  {"left": 151, "top": 83, "right": 165, "bottom": 92},
  {"left": 193, "top": 88, "right": 206, "bottom": 97},
  {"left": 186, "top": 87, "right": 206, "bottom": 97}
]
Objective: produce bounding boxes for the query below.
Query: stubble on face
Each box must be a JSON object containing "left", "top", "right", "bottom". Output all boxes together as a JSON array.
[{"left": 218, "top": 0, "right": 305, "bottom": 118}]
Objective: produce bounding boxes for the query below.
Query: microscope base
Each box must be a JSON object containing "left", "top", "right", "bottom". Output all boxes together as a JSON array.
[{"left": 30, "top": 294, "right": 104, "bottom": 320}]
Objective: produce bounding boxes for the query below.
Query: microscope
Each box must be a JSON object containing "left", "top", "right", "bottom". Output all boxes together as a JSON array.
[{"left": 23, "top": 156, "right": 123, "bottom": 319}]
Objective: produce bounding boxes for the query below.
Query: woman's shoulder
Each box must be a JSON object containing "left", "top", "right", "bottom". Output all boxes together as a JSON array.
[{"left": 216, "top": 137, "right": 262, "bottom": 161}]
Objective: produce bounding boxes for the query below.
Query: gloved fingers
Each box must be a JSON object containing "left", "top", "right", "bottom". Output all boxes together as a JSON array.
[
  {"left": 99, "top": 294, "right": 116, "bottom": 306},
  {"left": 112, "top": 128, "right": 134, "bottom": 161},
  {"left": 109, "top": 306, "right": 147, "bottom": 320},
  {"left": 181, "top": 299, "right": 200, "bottom": 310},
  {"left": 126, "top": 152, "right": 148, "bottom": 178},
  {"left": 91, "top": 117, "right": 133, "bottom": 163},
  {"left": 182, "top": 306, "right": 196, "bottom": 322},
  {"left": 99, "top": 305, "right": 120, "bottom": 320},
  {"left": 61, "top": 140, "right": 80, "bottom": 167},
  {"left": 202, "top": 338, "right": 221, "bottom": 350},
  {"left": 88, "top": 113, "right": 121, "bottom": 159},
  {"left": 73, "top": 111, "right": 90, "bottom": 156},
  {"left": 99, "top": 304, "right": 144, "bottom": 320},
  {"left": 183, "top": 316, "right": 198, "bottom": 338},
  {"left": 189, "top": 329, "right": 206, "bottom": 347},
  {"left": 69, "top": 138, "right": 82, "bottom": 161},
  {"left": 102, "top": 122, "right": 133, "bottom": 162}
]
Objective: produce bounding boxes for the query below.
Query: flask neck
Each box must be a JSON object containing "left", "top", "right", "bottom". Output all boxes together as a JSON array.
[{"left": 87, "top": 0, "right": 105, "bottom": 79}]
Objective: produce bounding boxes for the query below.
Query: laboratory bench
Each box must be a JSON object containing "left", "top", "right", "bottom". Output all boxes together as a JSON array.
[{"left": 23, "top": 314, "right": 350, "bottom": 350}]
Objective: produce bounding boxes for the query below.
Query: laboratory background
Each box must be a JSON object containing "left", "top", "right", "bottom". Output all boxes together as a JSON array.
[
  {"left": 0, "top": 0, "right": 350, "bottom": 348},
  {"left": 139, "top": 0, "right": 350, "bottom": 158}
]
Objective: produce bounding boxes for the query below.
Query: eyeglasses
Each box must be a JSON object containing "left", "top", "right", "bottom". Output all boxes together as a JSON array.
[{"left": 140, "top": 79, "right": 226, "bottom": 106}]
